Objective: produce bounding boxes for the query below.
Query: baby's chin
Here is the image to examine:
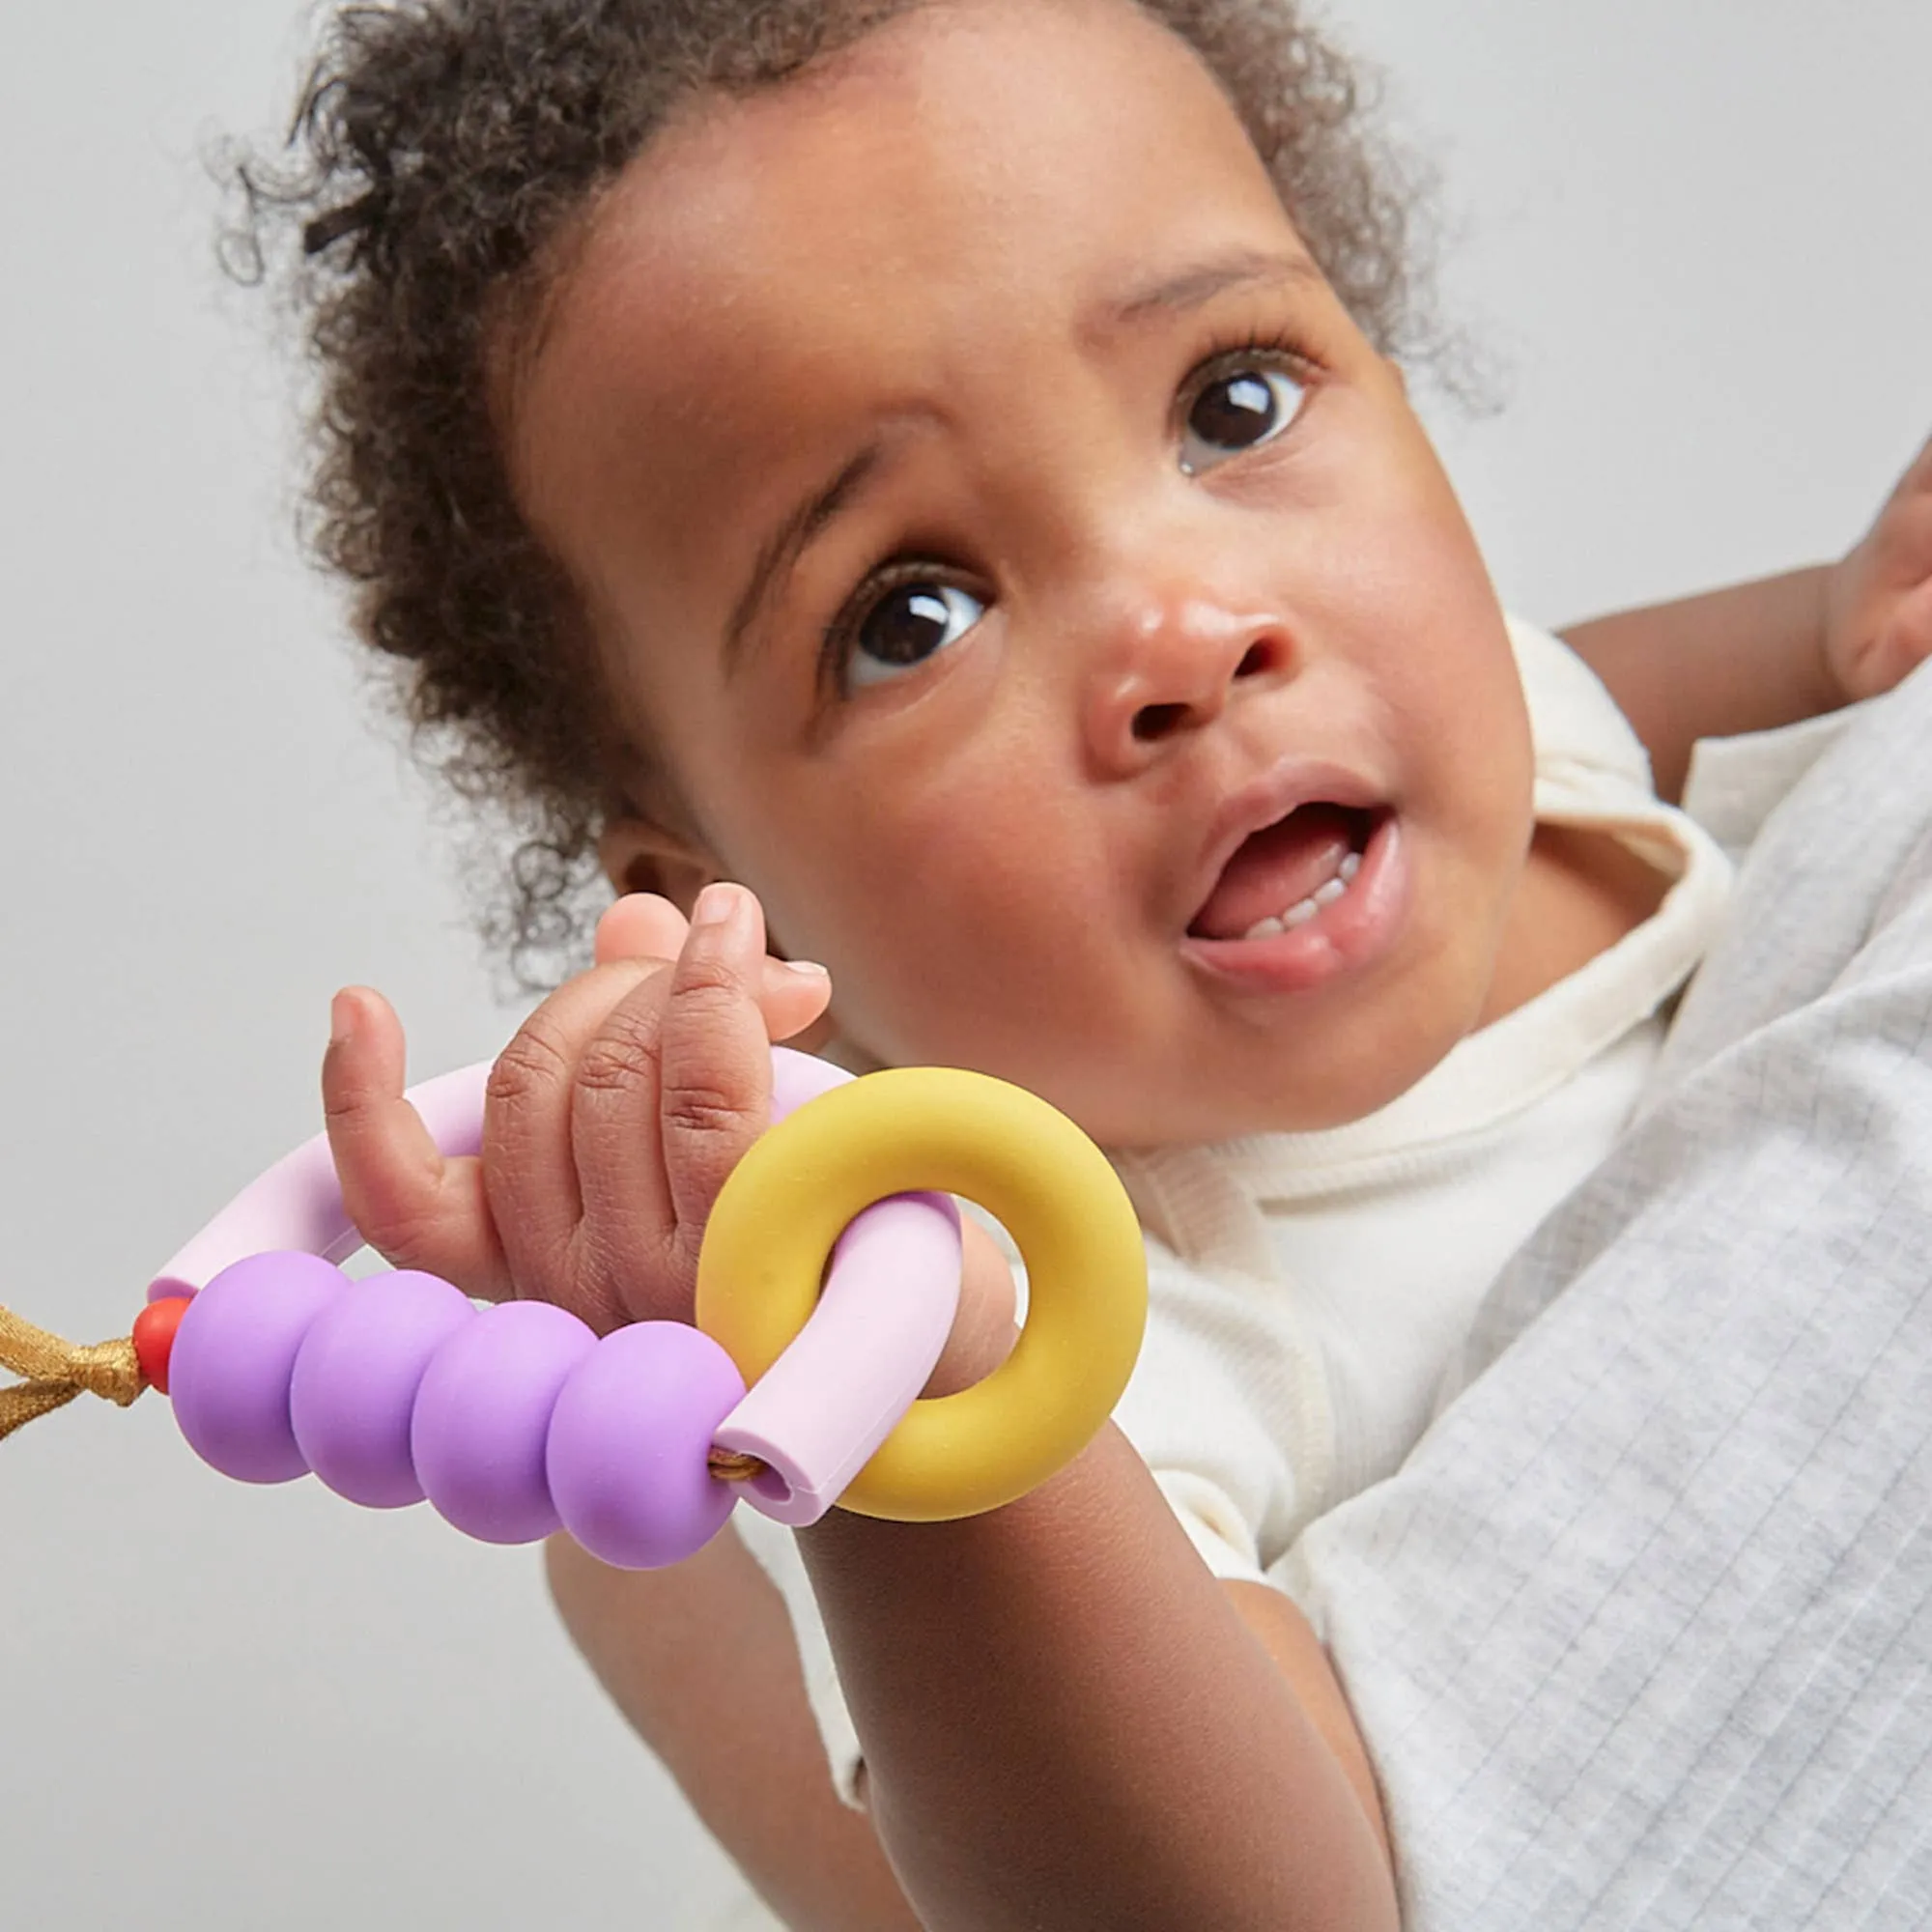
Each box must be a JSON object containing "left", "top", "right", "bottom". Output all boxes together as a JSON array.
[
  {"left": 815, "top": 960, "right": 1489, "bottom": 1149},
  {"left": 1084, "top": 1006, "right": 1490, "bottom": 1151}
]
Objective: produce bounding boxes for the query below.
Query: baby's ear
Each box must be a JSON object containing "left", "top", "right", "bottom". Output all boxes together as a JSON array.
[{"left": 596, "top": 813, "right": 721, "bottom": 919}]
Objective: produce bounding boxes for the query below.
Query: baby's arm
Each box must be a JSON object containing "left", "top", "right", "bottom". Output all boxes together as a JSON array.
[
  {"left": 797, "top": 1421, "right": 1393, "bottom": 1931},
  {"left": 323, "top": 890, "right": 1395, "bottom": 1932},
  {"left": 1561, "top": 428, "right": 1932, "bottom": 800},
  {"left": 546, "top": 1487, "right": 1385, "bottom": 1931}
]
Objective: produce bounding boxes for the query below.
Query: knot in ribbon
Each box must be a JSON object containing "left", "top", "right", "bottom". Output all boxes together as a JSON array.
[{"left": 0, "top": 1306, "right": 146, "bottom": 1442}]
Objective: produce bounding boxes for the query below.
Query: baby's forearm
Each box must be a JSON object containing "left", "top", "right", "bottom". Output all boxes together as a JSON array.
[
  {"left": 798, "top": 1422, "right": 1399, "bottom": 1932},
  {"left": 1561, "top": 564, "right": 1835, "bottom": 801}
]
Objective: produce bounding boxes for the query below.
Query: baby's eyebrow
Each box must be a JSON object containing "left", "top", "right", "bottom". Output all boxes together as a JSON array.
[
  {"left": 1083, "top": 248, "right": 1322, "bottom": 344},
  {"left": 724, "top": 441, "right": 885, "bottom": 674}
]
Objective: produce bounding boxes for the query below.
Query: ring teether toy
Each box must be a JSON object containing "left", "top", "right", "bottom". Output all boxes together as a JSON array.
[{"left": 0, "top": 1048, "right": 1149, "bottom": 1559}]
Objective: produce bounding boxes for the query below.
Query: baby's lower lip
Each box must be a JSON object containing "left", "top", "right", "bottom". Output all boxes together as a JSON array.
[{"left": 1178, "top": 813, "right": 1408, "bottom": 994}]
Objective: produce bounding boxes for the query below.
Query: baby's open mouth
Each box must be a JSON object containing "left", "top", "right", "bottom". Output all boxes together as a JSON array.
[{"left": 1187, "top": 803, "right": 1383, "bottom": 941}]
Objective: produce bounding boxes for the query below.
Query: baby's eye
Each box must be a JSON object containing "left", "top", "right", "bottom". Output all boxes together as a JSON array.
[
  {"left": 1179, "top": 359, "right": 1307, "bottom": 477},
  {"left": 844, "top": 580, "right": 987, "bottom": 690}
]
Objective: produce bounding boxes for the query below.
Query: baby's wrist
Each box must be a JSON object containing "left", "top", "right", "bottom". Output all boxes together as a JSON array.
[
  {"left": 1819, "top": 550, "right": 1858, "bottom": 700},
  {"left": 920, "top": 1214, "right": 1019, "bottom": 1397}
]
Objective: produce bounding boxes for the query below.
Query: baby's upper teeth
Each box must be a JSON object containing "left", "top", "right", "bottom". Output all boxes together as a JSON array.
[{"left": 1239, "top": 847, "right": 1363, "bottom": 942}]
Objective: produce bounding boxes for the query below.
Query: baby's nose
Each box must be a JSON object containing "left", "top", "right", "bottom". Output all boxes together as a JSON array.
[{"left": 1080, "top": 592, "right": 1291, "bottom": 775}]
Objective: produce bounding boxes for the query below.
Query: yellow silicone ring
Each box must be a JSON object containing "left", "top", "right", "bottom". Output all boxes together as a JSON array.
[{"left": 695, "top": 1066, "right": 1148, "bottom": 1522}]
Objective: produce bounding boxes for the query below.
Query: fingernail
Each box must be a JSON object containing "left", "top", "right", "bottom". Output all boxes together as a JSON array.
[
  {"left": 692, "top": 881, "right": 749, "bottom": 932},
  {"left": 329, "top": 990, "right": 356, "bottom": 1046}
]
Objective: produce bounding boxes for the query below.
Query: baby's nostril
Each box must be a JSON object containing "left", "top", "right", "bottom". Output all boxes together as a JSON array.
[
  {"left": 1131, "top": 640, "right": 1276, "bottom": 741},
  {"left": 1132, "top": 701, "right": 1187, "bottom": 742}
]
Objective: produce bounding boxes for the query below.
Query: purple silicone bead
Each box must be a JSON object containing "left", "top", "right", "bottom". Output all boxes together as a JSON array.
[
  {"left": 169, "top": 1251, "right": 347, "bottom": 1484},
  {"left": 411, "top": 1300, "right": 596, "bottom": 1544},
  {"left": 289, "top": 1271, "right": 478, "bottom": 1509},
  {"left": 547, "top": 1322, "right": 748, "bottom": 1570}
]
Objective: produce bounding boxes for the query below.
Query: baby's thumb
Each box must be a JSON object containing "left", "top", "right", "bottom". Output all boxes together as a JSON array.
[{"left": 322, "top": 987, "right": 512, "bottom": 1298}]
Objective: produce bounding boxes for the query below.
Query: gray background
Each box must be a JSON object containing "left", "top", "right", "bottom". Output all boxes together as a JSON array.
[{"left": 3, "top": 1, "right": 1927, "bottom": 1926}]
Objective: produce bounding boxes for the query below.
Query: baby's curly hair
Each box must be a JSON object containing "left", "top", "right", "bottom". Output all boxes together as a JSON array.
[{"left": 232, "top": 0, "right": 1444, "bottom": 990}]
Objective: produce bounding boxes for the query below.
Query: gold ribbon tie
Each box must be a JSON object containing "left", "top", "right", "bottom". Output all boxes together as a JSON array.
[{"left": 0, "top": 1305, "right": 146, "bottom": 1442}]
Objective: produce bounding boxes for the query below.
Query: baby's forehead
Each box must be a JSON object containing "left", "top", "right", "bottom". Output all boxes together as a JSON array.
[
  {"left": 503, "top": 0, "right": 1343, "bottom": 670},
  {"left": 520, "top": 1, "right": 1293, "bottom": 447}
]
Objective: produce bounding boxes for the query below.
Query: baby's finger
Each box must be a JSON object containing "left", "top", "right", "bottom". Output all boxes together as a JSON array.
[
  {"left": 657, "top": 883, "right": 780, "bottom": 1272},
  {"left": 759, "top": 954, "right": 834, "bottom": 1041},
  {"left": 565, "top": 965, "right": 684, "bottom": 1312},
  {"left": 594, "top": 892, "right": 689, "bottom": 968},
  {"left": 1872, "top": 432, "right": 1932, "bottom": 554},
  {"left": 323, "top": 986, "right": 513, "bottom": 1298},
  {"left": 563, "top": 940, "right": 826, "bottom": 1306},
  {"left": 597, "top": 889, "right": 830, "bottom": 1039},
  {"left": 481, "top": 956, "right": 671, "bottom": 1311}
]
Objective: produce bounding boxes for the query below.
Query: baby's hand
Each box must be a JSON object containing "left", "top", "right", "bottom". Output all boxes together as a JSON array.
[
  {"left": 1825, "top": 428, "right": 1932, "bottom": 702},
  {"left": 322, "top": 886, "right": 831, "bottom": 1332}
]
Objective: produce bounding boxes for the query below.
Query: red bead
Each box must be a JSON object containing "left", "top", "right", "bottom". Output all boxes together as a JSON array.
[{"left": 133, "top": 1295, "right": 192, "bottom": 1396}]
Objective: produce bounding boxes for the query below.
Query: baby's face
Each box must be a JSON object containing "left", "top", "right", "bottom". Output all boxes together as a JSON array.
[{"left": 511, "top": 0, "right": 1535, "bottom": 1148}]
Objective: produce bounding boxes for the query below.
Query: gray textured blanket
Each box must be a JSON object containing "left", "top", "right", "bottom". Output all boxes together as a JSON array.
[{"left": 1293, "top": 661, "right": 1932, "bottom": 1928}]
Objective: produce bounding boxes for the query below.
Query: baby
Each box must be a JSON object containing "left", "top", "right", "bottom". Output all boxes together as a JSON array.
[{"left": 253, "top": 0, "right": 1932, "bottom": 1923}]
